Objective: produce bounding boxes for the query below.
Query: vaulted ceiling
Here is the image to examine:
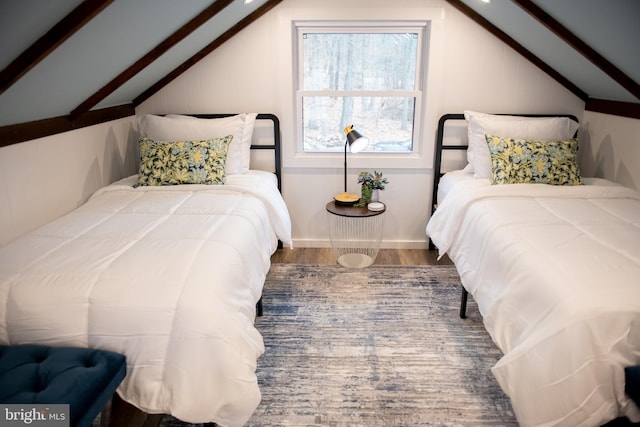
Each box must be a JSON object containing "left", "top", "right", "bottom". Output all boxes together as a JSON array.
[
  {"left": 0, "top": 0, "right": 638, "bottom": 147},
  {"left": 454, "top": 0, "right": 640, "bottom": 115},
  {"left": 0, "top": 0, "right": 281, "bottom": 145}
]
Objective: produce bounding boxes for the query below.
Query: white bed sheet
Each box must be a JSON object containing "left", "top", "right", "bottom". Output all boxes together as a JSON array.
[
  {"left": 0, "top": 172, "right": 292, "bottom": 427},
  {"left": 426, "top": 176, "right": 640, "bottom": 427},
  {"left": 436, "top": 169, "right": 474, "bottom": 205}
]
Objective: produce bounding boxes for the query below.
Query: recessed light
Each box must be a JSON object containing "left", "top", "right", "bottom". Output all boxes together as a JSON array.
[{"left": 244, "top": 0, "right": 254, "bottom": 4}]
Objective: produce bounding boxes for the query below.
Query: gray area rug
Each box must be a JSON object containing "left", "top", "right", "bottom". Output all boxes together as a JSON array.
[
  {"left": 249, "top": 264, "right": 516, "bottom": 426},
  {"left": 163, "top": 264, "right": 517, "bottom": 426}
]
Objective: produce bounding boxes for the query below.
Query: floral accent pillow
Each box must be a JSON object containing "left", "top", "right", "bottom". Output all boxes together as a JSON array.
[
  {"left": 137, "top": 135, "right": 233, "bottom": 186},
  {"left": 485, "top": 135, "right": 583, "bottom": 186}
]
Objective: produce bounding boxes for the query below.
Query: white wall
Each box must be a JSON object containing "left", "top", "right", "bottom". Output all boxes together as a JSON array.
[
  {"left": 579, "top": 112, "right": 640, "bottom": 191},
  {"left": 0, "top": 117, "right": 138, "bottom": 246},
  {"left": 137, "top": 0, "right": 585, "bottom": 248}
]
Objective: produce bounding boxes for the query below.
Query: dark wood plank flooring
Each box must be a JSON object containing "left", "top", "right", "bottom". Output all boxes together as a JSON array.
[{"left": 270, "top": 247, "right": 452, "bottom": 266}]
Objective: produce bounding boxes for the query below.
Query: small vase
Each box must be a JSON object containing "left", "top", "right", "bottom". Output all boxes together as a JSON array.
[{"left": 370, "top": 189, "right": 380, "bottom": 202}]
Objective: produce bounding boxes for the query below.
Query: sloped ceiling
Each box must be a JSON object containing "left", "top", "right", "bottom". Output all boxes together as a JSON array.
[
  {"left": 0, "top": 0, "right": 277, "bottom": 124},
  {"left": 0, "top": 0, "right": 638, "bottom": 147},
  {"left": 453, "top": 0, "right": 640, "bottom": 113}
]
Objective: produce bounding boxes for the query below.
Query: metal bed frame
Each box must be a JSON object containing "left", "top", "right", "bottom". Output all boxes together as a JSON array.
[{"left": 430, "top": 113, "right": 579, "bottom": 319}]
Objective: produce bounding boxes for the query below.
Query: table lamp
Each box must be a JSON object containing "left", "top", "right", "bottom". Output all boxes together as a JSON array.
[{"left": 334, "top": 125, "right": 368, "bottom": 205}]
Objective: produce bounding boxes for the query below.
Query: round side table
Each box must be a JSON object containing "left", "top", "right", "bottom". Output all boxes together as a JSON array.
[{"left": 325, "top": 201, "right": 386, "bottom": 268}]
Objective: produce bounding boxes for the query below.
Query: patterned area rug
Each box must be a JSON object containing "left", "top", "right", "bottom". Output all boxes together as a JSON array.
[
  {"left": 162, "top": 264, "right": 517, "bottom": 426},
  {"left": 250, "top": 264, "right": 516, "bottom": 426}
]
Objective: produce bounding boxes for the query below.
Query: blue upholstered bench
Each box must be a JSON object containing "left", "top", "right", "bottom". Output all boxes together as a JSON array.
[{"left": 0, "top": 344, "right": 126, "bottom": 427}]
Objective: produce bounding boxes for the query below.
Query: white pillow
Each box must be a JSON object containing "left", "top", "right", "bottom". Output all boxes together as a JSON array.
[
  {"left": 138, "top": 113, "right": 258, "bottom": 174},
  {"left": 464, "top": 111, "right": 579, "bottom": 179}
]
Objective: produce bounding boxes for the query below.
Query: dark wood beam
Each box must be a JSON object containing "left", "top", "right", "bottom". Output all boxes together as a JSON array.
[
  {"left": 134, "top": 0, "right": 283, "bottom": 107},
  {"left": 585, "top": 99, "right": 640, "bottom": 120},
  {"left": 512, "top": 0, "right": 640, "bottom": 101},
  {"left": 445, "top": 0, "right": 588, "bottom": 101},
  {"left": 0, "top": 105, "right": 134, "bottom": 148},
  {"left": 0, "top": 0, "right": 114, "bottom": 96},
  {"left": 69, "top": 0, "right": 234, "bottom": 119}
]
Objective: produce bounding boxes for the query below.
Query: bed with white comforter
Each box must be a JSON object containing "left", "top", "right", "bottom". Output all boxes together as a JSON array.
[
  {"left": 0, "top": 171, "right": 292, "bottom": 427},
  {"left": 427, "top": 111, "right": 640, "bottom": 427},
  {"left": 427, "top": 176, "right": 640, "bottom": 426}
]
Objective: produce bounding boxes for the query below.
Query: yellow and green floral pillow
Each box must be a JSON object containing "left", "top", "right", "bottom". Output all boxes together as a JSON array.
[
  {"left": 137, "top": 135, "right": 233, "bottom": 186},
  {"left": 485, "top": 135, "right": 583, "bottom": 186}
]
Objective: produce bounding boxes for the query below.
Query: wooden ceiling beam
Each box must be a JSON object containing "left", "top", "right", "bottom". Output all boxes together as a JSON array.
[
  {"left": 586, "top": 99, "right": 640, "bottom": 120},
  {"left": 0, "top": 105, "right": 134, "bottom": 148},
  {"left": 133, "top": 0, "right": 283, "bottom": 107},
  {"left": 0, "top": 0, "right": 114, "bottom": 96},
  {"left": 512, "top": 0, "right": 640, "bottom": 101},
  {"left": 445, "top": 0, "right": 588, "bottom": 101},
  {"left": 69, "top": 0, "right": 234, "bottom": 120}
]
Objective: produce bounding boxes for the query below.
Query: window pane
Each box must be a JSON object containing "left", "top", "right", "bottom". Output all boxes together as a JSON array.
[
  {"left": 302, "top": 32, "right": 418, "bottom": 91},
  {"left": 302, "top": 96, "right": 414, "bottom": 152}
]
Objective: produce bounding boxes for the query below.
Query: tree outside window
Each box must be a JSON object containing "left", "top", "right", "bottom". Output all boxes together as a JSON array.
[{"left": 297, "top": 25, "right": 426, "bottom": 153}]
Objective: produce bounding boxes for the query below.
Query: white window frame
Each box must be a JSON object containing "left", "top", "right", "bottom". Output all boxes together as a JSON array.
[{"left": 294, "top": 21, "right": 428, "bottom": 156}]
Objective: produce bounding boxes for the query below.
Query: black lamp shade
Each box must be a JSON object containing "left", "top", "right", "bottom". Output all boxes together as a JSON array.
[
  {"left": 341, "top": 125, "right": 369, "bottom": 195},
  {"left": 346, "top": 128, "right": 368, "bottom": 153}
]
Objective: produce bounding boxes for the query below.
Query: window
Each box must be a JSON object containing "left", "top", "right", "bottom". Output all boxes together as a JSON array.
[{"left": 296, "top": 23, "right": 426, "bottom": 153}]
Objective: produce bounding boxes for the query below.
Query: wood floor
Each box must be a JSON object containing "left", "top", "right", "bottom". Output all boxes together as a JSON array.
[{"left": 270, "top": 247, "right": 453, "bottom": 266}]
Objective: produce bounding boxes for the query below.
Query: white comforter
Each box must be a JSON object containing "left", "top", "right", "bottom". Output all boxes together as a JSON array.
[
  {"left": 0, "top": 173, "right": 292, "bottom": 427},
  {"left": 427, "top": 177, "right": 640, "bottom": 427}
]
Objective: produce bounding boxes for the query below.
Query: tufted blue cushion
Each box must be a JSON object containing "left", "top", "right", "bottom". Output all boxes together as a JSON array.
[
  {"left": 626, "top": 365, "right": 640, "bottom": 408},
  {"left": 0, "top": 344, "right": 126, "bottom": 427}
]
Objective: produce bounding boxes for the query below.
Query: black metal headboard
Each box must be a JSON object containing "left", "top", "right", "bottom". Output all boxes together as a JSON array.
[
  {"left": 431, "top": 112, "right": 579, "bottom": 218},
  {"left": 185, "top": 113, "right": 282, "bottom": 192},
  {"left": 431, "top": 114, "right": 466, "bottom": 216}
]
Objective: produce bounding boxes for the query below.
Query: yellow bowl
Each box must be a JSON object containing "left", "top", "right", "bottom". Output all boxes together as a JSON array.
[{"left": 335, "top": 192, "right": 360, "bottom": 206}]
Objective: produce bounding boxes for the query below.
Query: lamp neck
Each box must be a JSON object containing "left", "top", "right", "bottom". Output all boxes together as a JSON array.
[{"left": 344, "top": 141, "right": 348, "bottom": 193}]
